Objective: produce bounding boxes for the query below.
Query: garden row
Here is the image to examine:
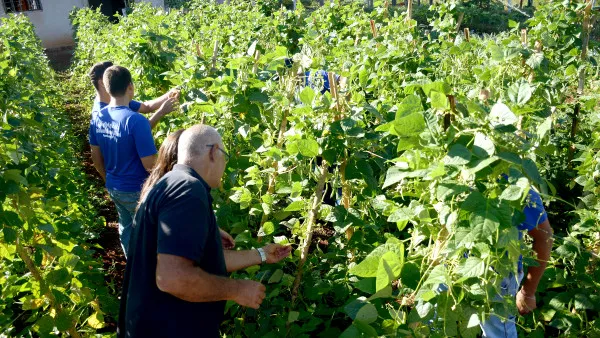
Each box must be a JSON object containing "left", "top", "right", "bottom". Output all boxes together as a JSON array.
[
  {"left": 0, "top": 0, "right": 598, "bottom": 336},
  {"left": 68, "top": 0, "right": 600, "bottom": 336},
  {"left": 0, "top": 15, "right": 114, "bottom": 337}
]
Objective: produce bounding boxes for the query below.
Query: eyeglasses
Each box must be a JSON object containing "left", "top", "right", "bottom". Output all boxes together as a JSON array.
[{"left": 206, "top": 144, "right": 230, "bottom": 162}]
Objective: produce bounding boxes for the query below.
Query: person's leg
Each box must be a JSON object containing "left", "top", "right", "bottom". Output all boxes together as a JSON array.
[
  {"left": 108, "top": 189, "right": 141, "bottom": 258},
  {"left": 481, "top": 272, "right": 524, "bottom": 338}
]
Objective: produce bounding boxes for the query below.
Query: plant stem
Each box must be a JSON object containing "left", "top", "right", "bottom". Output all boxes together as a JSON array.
[
  {"left": 16, "top": 238, "right": 81, "bottom": 338},
  {"left": 258, "top": 109, "right": 288, "bottom": 241},
  {"left": 290, "top": 160, "right": 329, "bottom": 307}
]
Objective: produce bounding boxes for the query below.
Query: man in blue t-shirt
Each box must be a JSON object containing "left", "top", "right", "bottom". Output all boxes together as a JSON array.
[
  {"left": 89, "top": 65, "right": 159, "bottom": 257},
  {"left": 88, "top": 61, "right": 179, "bottom": 129},
  {"left": 480, "top": 188, "right": 553, "bottom": 338},
  {"left": 435, "top": 187, "right": 553, "bottom": 337}
]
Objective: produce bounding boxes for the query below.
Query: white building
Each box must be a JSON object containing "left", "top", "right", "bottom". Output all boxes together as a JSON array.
[{"left": 0, "top": 0, "right": 164, "bottom": 49}]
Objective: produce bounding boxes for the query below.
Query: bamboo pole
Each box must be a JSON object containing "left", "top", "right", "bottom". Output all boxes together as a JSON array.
[
  {"left": 464, "top": 28, "right": 470, "bottom": 42},
  {"left": 406, "top": 0, "right": 413, "bottom": 21}
]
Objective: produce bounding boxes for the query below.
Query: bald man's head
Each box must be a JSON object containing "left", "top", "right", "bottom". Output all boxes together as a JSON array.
[
  {"left": 177, "top": 124, "right": 226, "bottom": 188},
  {"left": 178, "top": 124, "right": 222, "bottom": 164}
]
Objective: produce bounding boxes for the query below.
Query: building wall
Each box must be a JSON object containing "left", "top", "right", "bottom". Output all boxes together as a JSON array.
[
  {"left": 145, "top": 0, "right": 165, "bottom": 7},
  {"left": 0, "top": 0, "right": 165, "bottom": 49}
]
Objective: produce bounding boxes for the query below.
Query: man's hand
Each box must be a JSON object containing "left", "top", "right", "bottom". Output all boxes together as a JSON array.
[
  {"left": 262, "top": 244, "right": 292, "bottom": 264},
  {"left": 219, "top": 228, "right": 235, "bottom": 249},
  {"left": 167, "top": 88, "right": 180, "bottom": 100},
  {"left": 157, "top": 97, "right": 178, "bottom": 116},
  {"left": 233, "top": 280, "right": 266, "bottom": 309},
  {"left": 516, "top": 289, "right": 536, "bottom": 315}
]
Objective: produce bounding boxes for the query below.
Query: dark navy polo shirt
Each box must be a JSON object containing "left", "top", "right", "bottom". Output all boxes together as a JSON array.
[{"left": 118, "top": 164, "right": 227, "bottom": 338}]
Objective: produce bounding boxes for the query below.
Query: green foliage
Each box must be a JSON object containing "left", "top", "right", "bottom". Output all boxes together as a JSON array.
[
  {"left": 16, "top": 0, "right": 600, "bottom": 336},
  {"left": 0, "top": 14, "right": 112, "bottom": 336}
]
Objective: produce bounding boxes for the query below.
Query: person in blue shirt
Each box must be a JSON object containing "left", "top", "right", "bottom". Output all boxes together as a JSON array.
[
  {"left": 434, "top": 186, "right": 553, "bottom": 337},
  {"left": 88, "top": 61, "right": 178, "bottom": 129},
  {"left": 481, "top": 188, "right": 552, "bottom": 337},
  {"left": 89, "top": 65, "right": 161, "bottom": 258},
  {"left": 304, "top": 69, "right": 341, "bottom": 94}
]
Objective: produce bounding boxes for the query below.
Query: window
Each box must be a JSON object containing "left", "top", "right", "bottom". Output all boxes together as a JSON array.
[{"left": 3, "top": 0, "right": 42, "bottom": 13}]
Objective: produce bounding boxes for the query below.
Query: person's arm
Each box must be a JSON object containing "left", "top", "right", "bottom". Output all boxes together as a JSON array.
[
  {"left": 156, "top": 253, "right": 266, "bottom": 309},
  {"left": 223, "top": 244, "right": 292, "bottom": 273},
  {"left": 138, "top": 88, "right": 180, "bottom": 113},
  {"left": 517, "top": 219, "right": 553, "bottom": 314},
  {"left": 140, "top": 154, "right": 156, "bottom": 172},
  {"left": 147, "top": 97, "right": 177, "bottom": 129},
  {"left": 90, "top": 145, "right": 106, "bottom": 181}
]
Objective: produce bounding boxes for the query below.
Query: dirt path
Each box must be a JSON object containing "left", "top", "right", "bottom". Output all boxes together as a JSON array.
[{"left": 55, "top": 65, "right": 126, "bottom": 330}]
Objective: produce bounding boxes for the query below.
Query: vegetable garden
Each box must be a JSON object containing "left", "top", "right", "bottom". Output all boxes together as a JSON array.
[{"left": 2, "top": 0, "right": 600, "bottom": 336}]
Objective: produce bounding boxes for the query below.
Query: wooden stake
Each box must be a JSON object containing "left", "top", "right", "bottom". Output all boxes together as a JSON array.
[
  {"left": 455, "top": 12, "right": 464, "bottom": 32},
  {"left": 521, "top": 29, "right": 528, "bottom": 46},
  {"left": 252, "top": 50, "right": 261, "bottom": 74},
  {"left": 328, "top": 72, "right": 341, "bottom": 115},
  {"left": 569, "top": 0, "right": 593, "bottom": 166},
  {"left": 369, "top": 20, "right": 377, "bottom": 38},
  {"left": 406, "top": 0, "right": 413, "bottom": 21},
  {"left": 196, "top": 44, "right": 204, "bottom": 58},
  {"left": 444, "top": 95, "right": 456, "bottom": 130},
  {"left": 340, "top": 158, "right": 354, "bottom": 241},
  {"left": 211, "top": 40, "right": 219, "bottom": 71},
  {"left": 464, "top": 28, "right": 470, "bottom": 42}
]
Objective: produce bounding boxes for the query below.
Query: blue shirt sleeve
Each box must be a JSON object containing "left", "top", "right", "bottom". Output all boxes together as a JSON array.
[
  {"left": 88, "top": 121, "right": 98, "bottom": 146},
  {"left": 129, "top": 114, "right": 157, "bottom": 158},
  {"left": 129, "top": 100, "right": 142, "bottom": 112},
  {"left": 519, "top": 189, "right": 548, "bottom": 231},
  {"left": 157, "top": 189, "right": 209, "bottom": 262}
]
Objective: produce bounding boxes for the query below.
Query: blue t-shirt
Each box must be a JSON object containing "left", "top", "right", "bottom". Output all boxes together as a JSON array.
[
  {"left": 91, "top": 98, "right": 141, "bottom": 119},
  {"left": 305, "top": 70, "right": 341, "bottom": 94},
  {"left": 519, "top": 189, "right": 548, "bottom": 232},
  {"left": 518, "top": 189, "right": 548, "bottom": 272},
  {"left": 89, "top": 106, "right": 157, "bottom": 192}
]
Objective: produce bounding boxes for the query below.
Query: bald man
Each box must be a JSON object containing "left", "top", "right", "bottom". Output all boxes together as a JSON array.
[{"left": 117, "top": 125, "right": 292, "bottom": 338}]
